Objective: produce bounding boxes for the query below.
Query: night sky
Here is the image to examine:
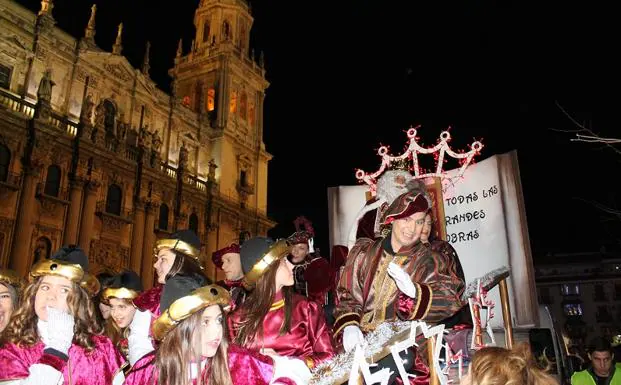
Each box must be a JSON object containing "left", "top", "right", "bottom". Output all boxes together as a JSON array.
[{"left": 16, "top": 0, "right": 621, "bottom": 258}]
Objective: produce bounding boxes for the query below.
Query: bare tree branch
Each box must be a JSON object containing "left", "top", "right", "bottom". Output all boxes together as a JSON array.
[{"left": 554, "top": 101, "right": 621, "bottom": 156}]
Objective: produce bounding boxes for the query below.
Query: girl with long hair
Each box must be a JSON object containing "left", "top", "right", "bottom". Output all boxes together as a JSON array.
[
  {"left": 124, "top": 276, "right": 308, "bottom": 385},
  {"left": 0, "top": 246, "right": 125, "bottom": 385},
  {"left": 128, "top": 229, "right": 209, "bottom": 367},
  {"left": 0, "top": 268, "right": 23, "bottom": 333},
  {"left": 101, "top": 270, "right": 143, "bottom": 364},
  {"left": 461, "top": 343, "right": 558, "bottom": 385},
  {"left": 229, "top": 237, "right": 335, "bottom": 373}
]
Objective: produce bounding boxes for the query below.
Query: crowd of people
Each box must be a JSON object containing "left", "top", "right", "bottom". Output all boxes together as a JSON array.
[{"left": 0, "top": 168, "right": 606, "bottom": 385}]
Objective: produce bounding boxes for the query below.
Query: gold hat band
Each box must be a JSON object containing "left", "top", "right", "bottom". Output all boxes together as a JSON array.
[
  {"left": 151, "top": 284, "right": 231, "bottom": 341},
  {"left": 102, "top": 287, "right": 140, "bottom": 301},
  {"left": 155, "top": 238, "right": 200, "bottom": 261},
  {"left": 242, "top": 240, "right": 291, "bottom": 290},
  {"left": 0, "top": 269, "right": 23, "bottom": 290},
  {"left": 30, "top": 259, "right": 101, "bottom": 297}
]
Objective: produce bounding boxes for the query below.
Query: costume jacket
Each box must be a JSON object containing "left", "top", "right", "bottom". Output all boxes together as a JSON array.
[
  {"left": 123, "top": 344, "right": 296, "bottom": 385},
  {"left": 229, "top": 290, "right": 335, "bottom": 369},
  {"left": 0, "top": 335, "right": 125, "bottom": 385},
  {"left": 333, "top": 234, "right": 465, "bottom": 339},
  {"left": 216, "top": 278, "right": 248, "bottom": 310},
  {"left": 291, "top": 256, "right": 336, "bottom": 305}
]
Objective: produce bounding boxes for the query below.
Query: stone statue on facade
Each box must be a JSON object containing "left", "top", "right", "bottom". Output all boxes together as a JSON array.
[
  {"left": 151, "top": 129, "right": 162, "bottom": 153},
  {"left": 179, "top": 142, "right": 188, "bottom": 169},
  {"left": 94, "top": 100, "right": 106, "bottom": 129},
  {"left": 80, "top": 94, "right": 94, "bottom": 124},
  {"left": 35, "top": 69, "right": 55, "bottom": 120},
  {"left": 117, "top": 114, "right": 127, "bottom": 141}
]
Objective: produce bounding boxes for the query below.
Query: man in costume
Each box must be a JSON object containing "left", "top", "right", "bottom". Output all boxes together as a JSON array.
[
  {"left": 0, "top": 268, "right": 23, "bottom": 333},
  {"left": 287, "top": 216, "right": 336, "bottom": 305},
  {"left": 333, "top": 188, "right": 464, "bottom": 360},
  {"left": 212, "top": 242, "right": 248, "bottom": 309}
]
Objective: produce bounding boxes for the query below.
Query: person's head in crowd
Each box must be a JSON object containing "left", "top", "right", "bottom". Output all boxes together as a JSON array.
[
  {"left": 588, "top": 336, "right": 615, "bottom": 378},
  {"left": 0, "top": 269, "right": 23, "bottom": 333},
  {"left": 461, "top": 343, "right": 557, "bottom": 385},
  {"left": 153, "top": 229, "right": 207, "bottom": 285}
]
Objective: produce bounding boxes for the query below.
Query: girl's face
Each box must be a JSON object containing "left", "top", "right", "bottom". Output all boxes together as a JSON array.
[
  {"left": 99, "top": 301, "right": 111, "bottom": 320},
  {"left": 200, "top": 305, "right": 223, "bottom": 358},
  {"left": 274, "top": 257, "right": 295, "bottom": 291},
  {"left": 34, "top": 275, "right": 73, "bottom": 321},
  {"left": 109, "top": 297, "right": 137, "bottom": 329},
  {"left": 420, "top": 213, "right": 433, "bottom": 243},
  {"left": 154, "top": 248, "right": 176, "bottom": 284}
]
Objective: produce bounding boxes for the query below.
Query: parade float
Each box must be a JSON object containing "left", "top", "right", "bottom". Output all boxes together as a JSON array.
[{"left": 320, "top": 127, "right": 567, "bottom": 385}]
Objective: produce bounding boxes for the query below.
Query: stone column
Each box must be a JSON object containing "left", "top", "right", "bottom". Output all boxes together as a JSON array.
[
  {"left": 9, "top": 168, "right": 39, "bottom": 276},
  {"left": 77, "top": 180, "right": 100, "bottom": 255},
  {"left": 63, "top": 178, "right": 84, "bottom": 245},
  {"left": 140, "top": 202, "right": 157, "bottom": 289},
  {"left": 130, "top": 199, "right": 145, "bottom": 275}
]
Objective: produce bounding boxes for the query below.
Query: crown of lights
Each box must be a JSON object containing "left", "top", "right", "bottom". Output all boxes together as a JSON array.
[{"left": 354, "top": 126, "right": 483, "bottom": 195}]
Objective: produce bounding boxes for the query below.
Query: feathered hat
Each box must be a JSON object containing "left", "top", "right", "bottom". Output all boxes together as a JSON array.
[{"left": 287, "top": 216, "right": 315, "bottom": 253}]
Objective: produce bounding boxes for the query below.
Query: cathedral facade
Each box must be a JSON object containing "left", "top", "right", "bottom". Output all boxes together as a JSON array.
[{"left": 0, "top": 0, "right": 275, "bottom": 286}]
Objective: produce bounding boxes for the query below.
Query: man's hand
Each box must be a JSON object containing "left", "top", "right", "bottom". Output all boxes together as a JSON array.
[
  {"left": 343, "top": 325, "right": 364, "bottom": 353},
  {"left": 387, "top": 262, "right": 417, "bottom": 298}
]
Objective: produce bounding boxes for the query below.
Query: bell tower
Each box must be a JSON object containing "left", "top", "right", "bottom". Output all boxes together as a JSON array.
[{"left": 171, "top": 0, "right": 272, "bottom": 267}]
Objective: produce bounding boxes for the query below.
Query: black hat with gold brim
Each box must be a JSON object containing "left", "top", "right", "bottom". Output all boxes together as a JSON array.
[
  {"left": 154, "top": 229, "right": 201, "bottom": 263},
  {"left": 152, "top": 276, "right": 231, "bottom": 341},
  {"left": 241, "top": 238, "right": 291, "bottom": 290},
  {"left": 0, "top": 269, "right": 23, "bottom": 291},
  {"left": 30, "top": 245, "right": 100, "bottom": 297},
  {"left": 102, "top": 270, "right": 143, "bottom": 302}
]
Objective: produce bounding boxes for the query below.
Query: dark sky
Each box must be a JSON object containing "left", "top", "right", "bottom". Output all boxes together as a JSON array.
[{"left": 17, "top": 0, "right": 621, "bottom": 257}]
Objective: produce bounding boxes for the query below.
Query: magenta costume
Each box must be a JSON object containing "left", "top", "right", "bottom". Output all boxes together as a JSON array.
[
  {"left": 133, "top": 284, "right": 163, "bottom": 318},
  {"left": 0, "top": 335, "right": 125, "bottom": 384},
  {"left": 230, "top": 290, "right": 335, "bottom": 369},
  {"left": 124, "top": 344, "right": 295, "bottom": 385}
]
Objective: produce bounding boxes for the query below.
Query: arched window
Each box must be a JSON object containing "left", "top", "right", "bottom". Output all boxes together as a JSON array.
[
  {"left": 239, "top": 92, "right": 247, "bottom": 120},
  {"left": 207, "top": 88, "right": 215, "bottom": 112},
  {"left": 189, "top": 213, "right": 199, "bottom": 234},
  {"left": 103, "top": 100, "right": 116, "bottom": 134},
  {"left": 202, "top": 22, "right": 210, "bottom": 43},
  {"left": 158, "top": 204, "right": 169, "bottom": 231},
  {"left": 44, "top": 165, "right": 61, "bottom": 197},
  {"left": 0, "top": 143, "right": 10, "bottom": 182},
  {"left": 222, "top": 21, "right": 231, "bottom": 40},
  {"left": 33, "top": 236, "right": 51, "bottom": 265},
  {"left": 105, "top": 184, "right": 122, "bottom": 216}
]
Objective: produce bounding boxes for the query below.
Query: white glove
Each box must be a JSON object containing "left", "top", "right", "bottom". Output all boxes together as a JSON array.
[
  {"left": 271, "top": 355, "right": 311, "bottom": 385},
  {"left": 45, "top": 307, "right": 74, "bottom": 355},
  {"left": 128, "top": 309, "right": 154, "bottom": 366},
  {"left": 343, "top": 325, "right": 364, "bottom": 353},
  {"left": 387, "top": 262, "right": 417, "bottom": 298}
]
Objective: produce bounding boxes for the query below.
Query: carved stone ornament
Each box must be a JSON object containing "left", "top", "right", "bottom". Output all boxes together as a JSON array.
[{"left": 89, "top": 238, "right": 129, "bottom": 272}]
